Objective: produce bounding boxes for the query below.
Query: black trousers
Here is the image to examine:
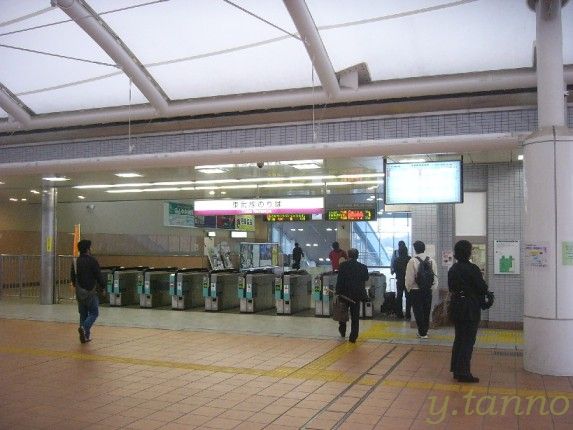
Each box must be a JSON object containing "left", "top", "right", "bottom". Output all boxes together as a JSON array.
[
  {"left": 410, "top": 289, "right": 432, "bottom": 336},
  {"left": 450, "top": 319, "right": 479, "bottom": 377},
  {"left": 395, "top": 283, "right": 411, "bottom": 318},
  {"left": 339, "top": 301, "right": 361, "bottom": 341},
  {"left": 292, "top": 260, "right": 301, "bottom": 270}
]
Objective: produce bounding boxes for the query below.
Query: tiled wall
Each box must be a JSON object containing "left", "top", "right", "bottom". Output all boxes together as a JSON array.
[
  {"left": 411, "top": 163, "right": 524, "bottom": 324},
  {"left": 2, "top": 106, "right": 572, "bottom": 164}
]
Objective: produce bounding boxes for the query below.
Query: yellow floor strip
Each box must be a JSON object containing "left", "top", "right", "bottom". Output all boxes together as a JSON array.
[{"left": 360, "top": 322, "right": 523, "bottom": 345}]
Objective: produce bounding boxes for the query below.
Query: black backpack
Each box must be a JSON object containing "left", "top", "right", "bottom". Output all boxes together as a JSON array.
[{"left": 415, "top": 257, "right": 434, "bottom": 290}]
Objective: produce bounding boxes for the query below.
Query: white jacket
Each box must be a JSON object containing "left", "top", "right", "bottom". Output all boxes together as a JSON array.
[{"left": 405, "top": 252, "right": 439, "bottom": 292}]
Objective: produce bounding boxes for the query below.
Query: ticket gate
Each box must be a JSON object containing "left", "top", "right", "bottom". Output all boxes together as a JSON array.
[
  {"left": 276, "top": 271, "right": 312, "bottom": 315},
  {"left": 204, "top": 271, "right": 241, "bottom": 311},
  {"left": 170, "top": 269, "right": 209, "bottom": 310},
  {"left": 238, "top": 271, "right": 276, "bottom": 313},
  {"left": 109, "top": 267, "right": 147, "bottom": 306},
  {"left": 139, "top": 268, "right": 177, "bottom": 308},
  {"left": 314, "top": 272, "right": 337, "bottom": 317},
  {"left": 99, "top": 266, "right": 119, "bottom": 304},
  {"left": 360, "top": 272, "right": 387, "bottom": 318}
]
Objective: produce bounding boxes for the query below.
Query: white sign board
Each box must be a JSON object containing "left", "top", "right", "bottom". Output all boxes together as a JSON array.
[
  {"left": 494, "top": 240, "right": 520, "bottom": 275},
  {"left": 194, "top": 197, "right": 324, "bottom": 215}
]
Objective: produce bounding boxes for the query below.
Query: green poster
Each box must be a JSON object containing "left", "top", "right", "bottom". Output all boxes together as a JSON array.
[{"left": 563, "top": 242, "right": 573, "bottom": 266}]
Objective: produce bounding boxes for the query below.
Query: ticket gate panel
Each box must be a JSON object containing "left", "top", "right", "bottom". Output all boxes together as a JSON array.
[
  {"left": 170, "top": 271, "right": 207, "bottom": 310},
  {"left": 109, "top": 270, "right": 144, "bottom": 306},
  {"left": 279, "top": 273, "right": 312, "bottom": 315},
  {"left": 205, "top": 272, "right": 240, "bottom": 311},
  {"left": 315, "top": 273, "right": 337, "bottom": 317},
  {"left": 140, "top": 270, "right": 175, "bottom": 308},
  {"left": 360, "top": 273, "right": 386, "bottom": 319},
  {"left": 99, "top": 266, "right": 118, "bottom": 305},
  {"left": 240, "top": 273, "right": 276, "bottom": 313}
]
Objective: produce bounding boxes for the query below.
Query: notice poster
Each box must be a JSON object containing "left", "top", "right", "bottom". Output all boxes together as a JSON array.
[
  {"left": 494, "top": 240, "right": 520, "bottom": 275},
  {"left": 471, "top": 244, "right": 487, "bottom": 278},
  {"left": 164, "top": 202, "right": 195, "bottom": 228},
  {"left": 525, "top": 243, "right": 549, "bottom": 269},
  {"left": 216, "top": 215, "right": 235, "bottom": 230},
  {"left": 441, "top": 250, "right": 454, "bottom": 268},
  {"left": 235, "top": 215, "right": 255, "bottom": 231},
  {"left": 240, "top": 243, "right": 280, "bottom": 270},
  {"left": 194, "top": 215, "right": 216, "bottom": 228},
  {"left": 562, "top": 241, "right": 573, "bottom": 266}
]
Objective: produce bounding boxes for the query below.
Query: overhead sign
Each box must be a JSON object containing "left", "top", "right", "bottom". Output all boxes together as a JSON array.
[
  {"left": 235, "top": 215, "right": 255, "bottom": 231},
  {"left": 194, "top": 197, "right": 324, "bottom": 215},
  {"left": 164, "top": 202, "right": 195, "bottom": 228},
  {"left": 326, "top": 209, "right": 376, "bottom": 221},
  {"left": 265, "top": 214, "right": 312, "bottom": 222}
]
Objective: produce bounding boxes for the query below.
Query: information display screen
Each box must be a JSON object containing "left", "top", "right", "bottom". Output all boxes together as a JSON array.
[
  {"left": 326, "top": 209, "right": 376, "bottom": 221},
  {"left": 265, "top": 214, "right": 312, "bottom": 222},
  {"left": 385, "top": 161, "right": 463, "bottom": 204}
]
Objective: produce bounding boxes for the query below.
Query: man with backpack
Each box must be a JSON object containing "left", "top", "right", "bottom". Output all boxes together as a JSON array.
[{"left": 405, "top": 240, "right": 438, "bottom": 339}]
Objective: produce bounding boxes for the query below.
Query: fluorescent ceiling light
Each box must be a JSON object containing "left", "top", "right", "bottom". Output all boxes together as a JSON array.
[
  {"left": 0, "top": 181, "right": 4, "bottom": 185},
  {"left": 326, "top": 228, "right": 332, "bottom": 231},
  {"left": 306, "top": 243, "right": 311, "bottom": 246},
  {"left": 319, "top": 258, "right": 324, "bottom": 262},
  {"left": 292, "top": 164, "right": 321, "bottom": 170},
  {"left": 231, "top": 231, "right": 248, "bottom": 238},
  {"left": 43, "top": 176, "right": 69, "bottom": 182},
  {"left": 9, "top": 197, "right": 18, "bottom": 202},
  {"left": 208, "top": 231, "right": 216, "bottom": 237},
  {"left": 30, "top": 189, "right": 40, "bottom": 194},
  {"left": 115, "top": 173, "right": 142, "bottom": 178},
  {"left": 21, "top": 198, "right": 27, "bottom": 202},
  {"left": 78, "top": 195, "right": 86, "bottom": 199},
  {"left": 197, "top": 168, "right": 227, "bottom": 174},
  {"left": 279, "top": 159, "right": 322, "bottom": 165},
  {"left": 297, "top": 228, "right": 303, "bottom": 231},
  {"left": 399, "top": 158, "right": 426, "bottom": 163},
  {"left": 106, "top": 189, "right": 144, "bottom": 193},
  {"left": 209, "top": 191, "right": 215, "bottom": 195},
  {"left": 518, "top": 154, "right": 524, "bottom": 161},
  {"left": 195, "top": 164, "right": 235, "bottom": 170}
]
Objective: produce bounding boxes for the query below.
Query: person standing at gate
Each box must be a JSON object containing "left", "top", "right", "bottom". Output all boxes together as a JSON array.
[
  {"left": 71, "top": 239, "right": 106, "bottom": 344},
  {"left": 405, "top": 240, "right": 438, "bottom": 338},
  {"left": 335, "top": 248, "right": 369, "bottom": 343},
  {"left": 329, "top": 241, "right": 348, "bottom": 271},
  {"left": 292, "top": 243, "right": 304, "bottom": 270},
  {"left": 393, "top": 242, "right": 412, "bottom": 319}
]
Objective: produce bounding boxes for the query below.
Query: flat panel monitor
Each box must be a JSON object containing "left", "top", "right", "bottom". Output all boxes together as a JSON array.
[{"left": 385, "top": 160, "right": 463, "bottom": 204}]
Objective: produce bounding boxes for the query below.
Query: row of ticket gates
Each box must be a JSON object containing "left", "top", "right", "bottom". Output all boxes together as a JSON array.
[{"left": 98, "top": 266, "right": 387, "bottom": 318}]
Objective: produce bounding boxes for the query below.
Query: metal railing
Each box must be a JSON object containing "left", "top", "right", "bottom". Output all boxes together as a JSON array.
[{"left": 0, "top": 254, "right": 75, "bottom": 303}]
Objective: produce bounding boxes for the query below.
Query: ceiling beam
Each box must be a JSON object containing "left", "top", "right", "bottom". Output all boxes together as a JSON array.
[
  {"left": 283, "top": 0, "right": 340, "bottom": 99},
  {"left": 1, "top": 66, "right": 572, "bottom": 133},
  {"left": 53, "top": 0, "right": 169, "bottom": 114},
  {"left": 0, "top": 82, "right": 32, "bottom": 127}
]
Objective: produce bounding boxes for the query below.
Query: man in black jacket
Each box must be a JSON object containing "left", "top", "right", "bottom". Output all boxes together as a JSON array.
[
  {"left": 71, "top": 240, "right": 106, "bottom": 344},
  {"left": 335, "top": 248, "right": 369, "bottom": 343}
]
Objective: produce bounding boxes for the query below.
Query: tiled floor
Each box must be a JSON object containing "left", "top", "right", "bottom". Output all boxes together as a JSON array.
[{"left": 0, "top": 302, "right": 572, "bottom": 429}]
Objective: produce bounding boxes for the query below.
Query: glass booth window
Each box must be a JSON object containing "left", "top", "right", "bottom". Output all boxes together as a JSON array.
[{"left": 352, "top": 213, "right": 411, "bottom": 270}]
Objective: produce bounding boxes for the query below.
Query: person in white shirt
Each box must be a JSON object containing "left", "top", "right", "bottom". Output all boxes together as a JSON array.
[{"left": 405, "top": 240, "right": 438, "bottom": 339}]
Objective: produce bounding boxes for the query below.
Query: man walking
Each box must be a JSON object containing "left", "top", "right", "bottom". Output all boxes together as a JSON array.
[
  {"left": 335, "top": 248, "right": 369, "bottom": 343},
  {"left": 292, "top": 242, "right": 303, "bottom": 270},
  {"left": 71, "top": 240, "right": 105, "bottom": 344},
  {"left": 405, "top": 240, "right": 438, "bottom": 339}
]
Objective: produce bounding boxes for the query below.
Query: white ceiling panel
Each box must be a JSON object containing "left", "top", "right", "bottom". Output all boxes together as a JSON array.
[
  {"left": 150, "top": 38, "right": 314, "bottom": 100},
  {"left": 102, "top": 0, "right": 294, "bottom": 65},
  {"left": 308, "top": 0, "right": 539, "bottom": 79},
  {"left": 19, "top": 73, "right": 147, "bottom": 114}
]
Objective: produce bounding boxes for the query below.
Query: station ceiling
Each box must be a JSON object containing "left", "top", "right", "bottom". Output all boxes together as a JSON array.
[{"left": 0, "top": 0, "right": 569, "bottom": 204}]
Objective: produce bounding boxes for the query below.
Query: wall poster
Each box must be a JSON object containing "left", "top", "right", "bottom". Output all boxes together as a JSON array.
[
  {"left": 471, "top": 243, "right": 487, "bottom": 278},
  {"left": 494, "top": 240, "right": 520, "bottom": 275},
  {"left": 240, "top": 242, "right": 280, "bottom": 270},
  {"left": 525, "top": 243, "right": 549, "bottom": 269},
  {"left": 164, "top": 202, "right": 194, "bottom": 228},
  {"left": 562, "top": 241, "right": 573, "bottom": 266}
]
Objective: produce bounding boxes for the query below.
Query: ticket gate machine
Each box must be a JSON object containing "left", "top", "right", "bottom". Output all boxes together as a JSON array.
[
  {"left": 109, "top": 267, "right": 148, "bottom": 306},
  {"left": 276, "top": 271, "right": 312, "bottom": 315},
  {"left": 204, "top": 271, "right": 241, "bottom": 311},
  {"left": 170, "top": 269, "right": 209, "bottom": 310},
  {"left": 238, "top": 270, "right": 276, "bottom": 313},
  {"left": 139, "top": 268, "right": 177, "bottom": 308},
  {"left": 360, "top": 272, "right": 387, "bottom": 318},
  {"left": 314, "top": 272, "right": 337, "bottom": 317},
  {"left": 99, "top": 266, "right": 119, "bottom": 304}
]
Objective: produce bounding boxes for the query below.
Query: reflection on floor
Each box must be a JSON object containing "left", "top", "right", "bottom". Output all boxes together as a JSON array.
[{"left": 0, "top": 302, "right": 571, "bottom": 429}]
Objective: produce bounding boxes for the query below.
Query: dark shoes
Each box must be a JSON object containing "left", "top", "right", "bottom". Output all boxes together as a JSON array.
[
  {"left": 338, "top": 327, "right": 345, "bottom": 338},
  {"left": 348, "top": 337, "right": 357, "bottom": 343},
  {"left": 455, "top": 375, "right": 480, "bottom": 383},
  {"left": 78, "top": 326, "right": 86, "bottom": 344}
]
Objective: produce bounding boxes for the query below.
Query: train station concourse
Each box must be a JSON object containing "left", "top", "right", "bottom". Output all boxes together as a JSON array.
[{"left": 1, "top": 0, "right": 573, "bottom": 429}]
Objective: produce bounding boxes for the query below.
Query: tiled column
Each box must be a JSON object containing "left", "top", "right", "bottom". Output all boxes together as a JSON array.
[
  {"left": 523, "top": 0, "right": 573, "bottom": 375},
  {"left": 40, "top": 185, "right": 57, "bottom": 305}
]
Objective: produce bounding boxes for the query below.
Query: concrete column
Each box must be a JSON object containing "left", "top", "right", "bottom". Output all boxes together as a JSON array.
[
  {"left": 335, "top": 222, "right": 351, "bottom": 254},
  {"left": 40, "top": 186, "right": 57, "bottom": 305},
  {"left": 523, "top": 0, "right": 572, "bottom": 375}
]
